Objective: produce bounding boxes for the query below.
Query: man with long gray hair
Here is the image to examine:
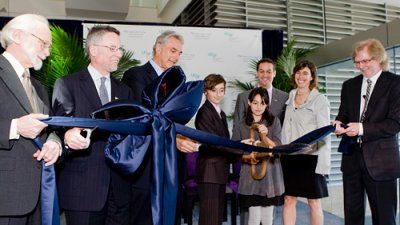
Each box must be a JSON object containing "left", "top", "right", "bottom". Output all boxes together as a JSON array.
[
  {"left": 0, "top": 14, "right": 62, "bottom": 225},
  {"left": 334, "top": 38, "right": 400, "bottom": 225}
]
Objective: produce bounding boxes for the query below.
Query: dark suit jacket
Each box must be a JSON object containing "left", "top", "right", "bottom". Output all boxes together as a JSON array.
[
  {"left": 121, "top": 61, "right": 157, "bottom": 189},
  {"left": 195, "top": 100, "right": 234, "bottom": 184},
  {"left": 0, "top": 55, "right": 50, "bottom": 216},
  {"left": 336, "top": 71, "right": 400, "bottom": 181},
  {"left": 52, "top": 68, "right": 133, "bottom": 211}
]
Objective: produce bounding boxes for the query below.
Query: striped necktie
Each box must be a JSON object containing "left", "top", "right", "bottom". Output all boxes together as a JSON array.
[
  {"left": 360, "top": 79, "right": 372, "bottom": 123},
  {"left": 22, "top": 69, "right": 38, "bottom": 113}
]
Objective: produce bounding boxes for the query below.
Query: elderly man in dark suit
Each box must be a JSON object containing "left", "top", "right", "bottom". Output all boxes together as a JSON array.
[
  {"left": 52, "top": 25, "right": 133, "bottom": 225},
  {"left": 122, "top": 30, "right": 197, "bottom": 225},
  {"left": 0, "top": 14, "right": 62, "bottom": 225},
  {"left": 334, "top": 39, "right": 400, "bottom": 225}
]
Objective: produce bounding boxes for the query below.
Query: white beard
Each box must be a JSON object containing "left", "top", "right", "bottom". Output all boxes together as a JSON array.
[{"left": 21, "top": 41, "right": 43, "bottom": 70}]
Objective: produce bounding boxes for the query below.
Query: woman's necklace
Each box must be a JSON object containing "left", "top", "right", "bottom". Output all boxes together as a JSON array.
[{"left": 294, "top": 90, "right": 310, "bottom": 107}]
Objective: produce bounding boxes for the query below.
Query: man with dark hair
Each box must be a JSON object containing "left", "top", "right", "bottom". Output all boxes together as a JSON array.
[
  {"left": 0, "top": 14, "right": 62, "bottom": 225},
  {"left": 52, "top": 25, "right": 133, "bottom": 225},
  {"left": 334, "top": 38, "right": 400, "bottom": 225},
  {"left": 122, "top": 30, "right": 197, "bottom": 225},
  {"left": 233, "top": 58, "right": 288, "bottom": 129}
]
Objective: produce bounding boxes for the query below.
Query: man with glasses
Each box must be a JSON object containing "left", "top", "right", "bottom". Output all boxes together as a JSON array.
[
  {"left": 0, "top": 14, "right": 62, "bottom": 225},
  {"left": 52, "top": 25, "right": 133, "bottom": 225},
  {"left": 334, "top": 38, "right": 400, "bottom": 225}
]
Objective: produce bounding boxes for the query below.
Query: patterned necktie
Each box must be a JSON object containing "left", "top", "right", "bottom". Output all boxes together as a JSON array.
[
  {"left": 360, "top": 79, "right": 372, "bottom": 123},
  {"left": 22, "top": 69, "right": 38, "bottom": 113},
  {"left": 99, "top": 77, "right": 109, "bottom": 105}
]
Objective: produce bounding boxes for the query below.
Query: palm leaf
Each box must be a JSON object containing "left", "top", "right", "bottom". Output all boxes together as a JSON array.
[
  {"left": 33, "top": 24, "right": 140, "bottom": 93},
  {"left": 111, "top": 49, "right": 140, "bottom": 80},
  {"left": 274, "top": 39, "right": 314, "bottom": 92},
  {"left": 228, "top": 79, "right": 255, "bottom": 91}
]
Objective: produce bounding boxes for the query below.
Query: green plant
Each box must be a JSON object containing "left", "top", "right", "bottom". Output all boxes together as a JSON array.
[
  {"left": 274, "top": 39, "right": 314, "bottom": 92},
  {"left": 33, "top": 25, "right": 140, "bottom": 93}
]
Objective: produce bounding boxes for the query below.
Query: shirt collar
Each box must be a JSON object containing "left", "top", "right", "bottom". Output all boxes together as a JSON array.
[
  {"left": 363, "top": 70, "right": 382, "bottom": 84},
  {"left": 149, "top": 59, "right": 164, "bottom": 76},
  {"left": 88, "top": 64, "right": 110, "bottom": 81},
  {"left": 2, "top": 51, "right": 25, "bottom": 79},
  {"left": 208, "top": 100, "right": 221, "bottom": 115}
]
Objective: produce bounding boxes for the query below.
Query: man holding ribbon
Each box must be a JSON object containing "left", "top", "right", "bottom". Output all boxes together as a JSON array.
[
  {"left": 122, "top": 30, "right": 198, "bottom": 225},
  {"left": 333, "top": 39, "right": 400, "bottom": 225},
  {"left": 0, "top": 14, "right": 62, "bottom": 225},
  {"left": 52, "top": 25, "right": 133, "bottom": 225}
]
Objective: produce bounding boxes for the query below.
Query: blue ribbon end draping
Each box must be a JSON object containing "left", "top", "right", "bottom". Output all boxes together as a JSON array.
[
  {"left": 39, "top": 66, "right": 335, "bottom": 225},
  {"left": 33, "top": 137, "right": 60, "bottom": 225}
]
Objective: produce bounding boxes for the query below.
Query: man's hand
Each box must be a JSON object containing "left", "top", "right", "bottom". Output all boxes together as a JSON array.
[
  {"left": 33, "top": 140, "right": 61, "bottom": 166},
  {"left": 343, "top": 122, "right": 360, "bottom": 137},
  {"left": 64, "top": 127, "right": 90, "bottom": 150},
  {"left": 176, "top": 134, "right": 198, "bottom": 153},
  {"left": 17, "top": 114, "right": 48, "bottom": 139},
  {"left": 333, "top": 120, "right": 346, "bottom": 135}
]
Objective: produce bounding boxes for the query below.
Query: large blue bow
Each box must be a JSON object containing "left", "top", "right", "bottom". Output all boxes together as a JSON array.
[{"left": 40, "top": 66, "right": 334, "bottom": 225}]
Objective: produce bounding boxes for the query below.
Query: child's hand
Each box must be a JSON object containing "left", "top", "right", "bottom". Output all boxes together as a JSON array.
[{"left": 241, "top": 138, "right": 254, "bottom": 145}]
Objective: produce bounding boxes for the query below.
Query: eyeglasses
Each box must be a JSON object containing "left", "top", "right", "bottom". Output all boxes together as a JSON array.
[
  {"left": 28, "top": 32, "right": 51, "bottom": 50},
  {"left": 93, "top": 44, "right": 124, "bottom": 53},
  {"left": 354, "top": 57, "right": 374, "bottom": 66}
]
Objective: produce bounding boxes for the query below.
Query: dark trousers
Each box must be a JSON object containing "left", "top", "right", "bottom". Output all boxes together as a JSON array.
[
  {"left": 0, "top": 201, "right": 40, "bottom": 225},
  {"left": 64, "top": 183, "right": 129, "bottom": 225},
  {"left": 130, "top": 187, "right": 153, "bottom": 225},
  {"left": 198, "top": 183, "right": 226, "bottom": 225},
  {"left": 343, "top": 151, "right": 398, "bottom": 225}
]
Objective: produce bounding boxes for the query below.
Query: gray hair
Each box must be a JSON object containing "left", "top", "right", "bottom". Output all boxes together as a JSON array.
[
  {"left": 0, "top": 14, "right": 49, "bottom": 49},
  {"left": 152, "top": 30, "right": 184, "bottom": 56},
  {"left": 85, "top": 25, "right": 120, "bottom": 56}
]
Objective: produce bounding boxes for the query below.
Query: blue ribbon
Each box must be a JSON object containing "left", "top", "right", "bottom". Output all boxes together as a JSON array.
[
  {"left": 32, "top": 138, "right": 60, "bottom": 225},
  {"left": 38, "top": 66, "right": 334, "bottom": 225}
]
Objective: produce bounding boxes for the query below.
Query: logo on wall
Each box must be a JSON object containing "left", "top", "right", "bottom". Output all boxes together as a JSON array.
[
  {"left": 208, "top": 52, "right": 223, "bottom": 63},
  {"left": 141, "top": 50, "right": 152, "bottom": 59},
  {"left": 190, "top": 73, "right": 202, "bottom": 80},
  {"left": 224, "top": 31, "right": 241, "bottom": 43},
  {"left": 190, "top": 32, "right": 212, "bottom": 40}
]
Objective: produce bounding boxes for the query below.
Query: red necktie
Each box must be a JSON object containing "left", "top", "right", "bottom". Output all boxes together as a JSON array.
[{"left": 161, "top": 83, "right": 167, "bottom": 96}]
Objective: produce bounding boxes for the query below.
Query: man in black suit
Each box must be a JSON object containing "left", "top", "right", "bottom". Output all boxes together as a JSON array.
[
  {"left": 0, "top": 14, "right": 62, "bottom": 225},
  {"left": 122, "top": 30, "right": 197, "bottom": 225},
  {"left": 52, "top": 25, "right": 133, "bottom": 225},
  {"left": 334, "top": 38, "right": 400, "bottom": 225}
]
